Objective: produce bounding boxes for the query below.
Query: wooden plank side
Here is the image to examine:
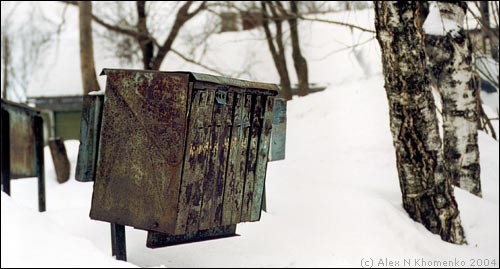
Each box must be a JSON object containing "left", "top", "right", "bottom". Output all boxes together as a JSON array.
[
  {"left": 175, "top": 90, "right": 205, "bottom": 234},
  {"left": 199, "top": 91, "right": 222, "bottom": 230},
  {"left": 240, "top": 95, "right": 264, "bottom": 222},
  {"left": 232, "top": 94, "right": 252, "bottom": 224},
  {"left": 181, "top": 90, "right": 215, "bottom": 234},
  {"left": 221, "top": 93, "right": 244, "bottom": 226},
  {"left": 210, "top": 92, "right": 234, "bottom": 228},
  {"left": 187, "top": 90, "right": 215, "bottom": 233},
  {"left": 250, "top": 96, "right": 274, "bottom": 221}
]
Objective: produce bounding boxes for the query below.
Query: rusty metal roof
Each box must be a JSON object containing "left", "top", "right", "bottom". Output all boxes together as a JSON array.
[
  {"left": 1, "top": 99, "right": 41, "bottom": 116},
  {"left": 26, "top": 96, "right": 84, "bottom": 112},
  {"left": 100, "top": 68, "right": 280, "bottom": 93}
]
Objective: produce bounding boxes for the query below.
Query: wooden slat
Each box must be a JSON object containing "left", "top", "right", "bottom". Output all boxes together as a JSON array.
[
  {"left": 240, "top": 95, "right": 264, "bottom": 222},
  {"left": 221, "top": 93, "right": 243, "bottom": 226},
  {"left": 250, "top": 96, "right": 274, "bottom": 220},
  {"left": 233, "top": 94, "right": 252, "bottom": 224},
  {"left": 199, "top": 93, "right": 219, "bottom": 230},
  {"left": 211, "top": 92, "right": 234, "bottom": 227},
  {"left": 176, "top": 90, "right": 205, "bottom": 234},
  {"left": 198, "top": 96, "right": 219, "bottom": 230},
  {"left": 177, "top": 90, "right": 215, "bottom": 234},
  {"left": 199, "top": 91, "right": 234, "bottom": 230}
]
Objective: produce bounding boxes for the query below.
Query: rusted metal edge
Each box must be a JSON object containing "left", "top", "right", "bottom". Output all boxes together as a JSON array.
[
  {"left": 193, "top": 81, "right": 277, "bottom": 96},
  {"left": 1, "top": 108, "right": 11, "bottom": 195},
  {"left": 34, "top": 115, "right": 46, "bottom": 212},
  {"left": 76, "top": 95, "right": 104, "bottom": 182},
  {"left": 100, "top": 68, "right": 280, "bottom": 93},
  {"left": 269, "top": 98, "right": 286, "bottom": 162},
  {"left": 146, "top": 224, "right": 238, "bottom": 249},
  {"left": 1, "top": 99, "right": 41, "bottom": 116}
]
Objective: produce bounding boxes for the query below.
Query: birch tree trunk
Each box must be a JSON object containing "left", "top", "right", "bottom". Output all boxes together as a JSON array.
[
  {"left": 374, "top": 1, "right": 466, "bottom": 244},
  {"left": 425, "top": 2, "right": 482, "bottom": 197},
  {"left": 79, "top": 1, "right": 100, "bottom": 94}
]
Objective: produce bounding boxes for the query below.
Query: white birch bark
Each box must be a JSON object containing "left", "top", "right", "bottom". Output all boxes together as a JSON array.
[
  {"left": 425, "top": 2, "right": 482, "bottom": 197},
  {"left": 375, "top": 1, "right": 466, "bottom": 245}
]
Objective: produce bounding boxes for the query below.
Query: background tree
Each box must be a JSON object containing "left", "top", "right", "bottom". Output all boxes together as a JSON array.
[
  {"left": 374, "top": 1, "right": 466, "bottom": 244},
  {"left": 2, "top": 34, "right": 11, "bottom": 100},
  {"left": 63, "top": 1, "right": 207, "bottom": 70},
  {"left": 1, "top": 2, "right": 59, "bottom": 102},
  {"left": 424, "top": 2, "right": 482, "bottom": 197},
  {"left": 261, "top": 1, "right": 293, "bottom": 100},
  {"left": 281, "top": 1, "right": 310, "bottom": 96},
  {"left": 79, "top": 1, "right": 100, "bottom": 95}
]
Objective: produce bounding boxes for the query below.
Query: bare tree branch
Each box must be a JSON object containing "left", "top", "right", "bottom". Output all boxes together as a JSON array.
[
  {"left": 468, "top": 3, "right": 499, "bottom": 38},
  {"left": 150, "top": 1, "right": 207, "bottom": 70},
  {"left": 170, "top": 48, "right": 227, "bottom": 76},
  {"left": 61, "top": 1, "right": 148, "bottom": 39}
]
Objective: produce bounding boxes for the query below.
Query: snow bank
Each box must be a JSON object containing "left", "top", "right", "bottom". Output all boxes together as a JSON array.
[
  {"left": 2, "top": 76, "right": 498, "bottom": 267},
  {"left": 1, "top": 6, "right": 498, "bottom": 268},
  {"left": 1, "top": 193, "right": 135, "bottom": 268}
]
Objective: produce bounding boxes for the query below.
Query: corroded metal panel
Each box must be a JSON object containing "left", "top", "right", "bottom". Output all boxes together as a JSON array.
[
  {"left": 1, "top": 100, "right": 45, "bottom": 212},
  {"left": 101, "top": 68, "right": 280, "bottom": 93},
  {"left": 221, "top": 93, "right": 252, "bottom": 226},
  {"left": 90, "top": 71, "right": 190, "bottom": 234},
  {"left": 240, "top": 95, "right": 264, "bottom": 222},
  {"left": 190, "top": 72, "right": 280, "bottom": 92},
  {"left": 9, "top": 109, "right": 36, "bottom": 178},
  {"left": 76, "top": 94, "right": 104, "bottom": 182},
  {"left": 176, "top": 90, "right": 215, "bottom": 234},
  {"left": 146, "top": 225, "right": 237, "bottom": 248},
  {"left": 1, "top": 101, "right": 38, "bottom": 179},
  {"left": 199, "top": 90, "right": 235, "bottom": 230},
  {"left": 269, "top": 98, "right": 287, "bottom": 161},
  {"left": 82, "top": 69, "right": 282, "bottom": 242},
  {"left": 250, "top": 96, "right": 274, "bottom": 221}
]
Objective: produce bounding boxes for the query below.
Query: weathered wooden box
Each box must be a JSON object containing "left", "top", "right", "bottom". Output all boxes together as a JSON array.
[{"left": 77, "top": 69, "right": 283, "bottom": 237}]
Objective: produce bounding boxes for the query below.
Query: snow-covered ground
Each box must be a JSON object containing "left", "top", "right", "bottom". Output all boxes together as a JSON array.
[
  {"left": 2, "top": 6, "right": 499, "bottom": 268},
  {"left": 2, "top": 75, "right": 499, "bottom": 267}
]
